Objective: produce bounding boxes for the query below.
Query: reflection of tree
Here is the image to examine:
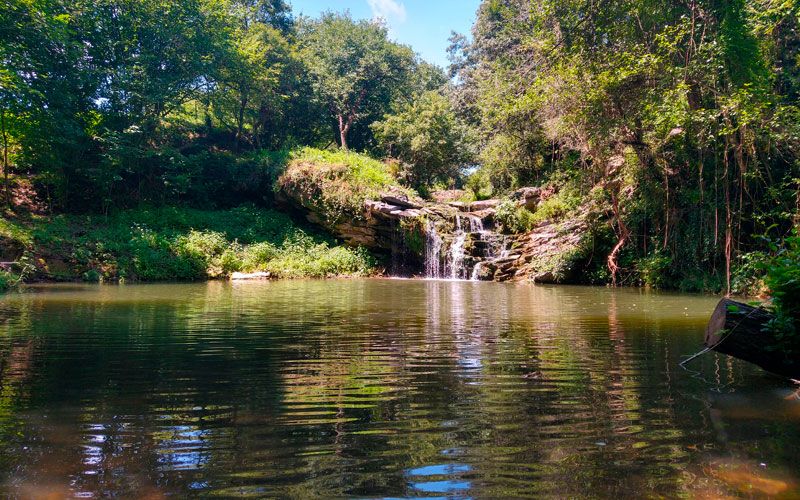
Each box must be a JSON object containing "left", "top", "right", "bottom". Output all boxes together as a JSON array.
[{"left": 0, "top": 282, "right": 798, "bottom": 497}]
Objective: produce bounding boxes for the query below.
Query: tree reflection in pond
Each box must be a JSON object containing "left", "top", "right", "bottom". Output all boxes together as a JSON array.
[{"left": 0, "top": 280, "right": 797, "bottom": 497}]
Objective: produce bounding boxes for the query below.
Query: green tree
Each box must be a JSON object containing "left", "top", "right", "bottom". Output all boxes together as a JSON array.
[
  {"left": 372, "top": 90, "right": 473, "bottom": 189},
  {"left": 454, "top": 0, "right": 800, "bottom": 290},
  {"left": 213, "top": 2, "right": 298, "bottom": 151},
  {"left": 298, "top": 12, "right": 416, "bottom": 150}
]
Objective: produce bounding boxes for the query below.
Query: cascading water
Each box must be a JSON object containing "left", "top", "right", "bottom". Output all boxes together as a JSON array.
[
  {"left": 470, "top": 261, "right": 483, "bottom": 281},
  {"left": 468, "top": 216, "right": 483, "bottom": 233},
  {"left": 469, "top": 220, "right": 509, "bottom": 281},
  {"left": 449, "top": 231, "right": 468, "bottom": 279},
  {"left": 425, "top": 214, "right": 495, "bottom": 280},
  {"left": 424, "top": 221, "right": 444, "bottom": 279}
]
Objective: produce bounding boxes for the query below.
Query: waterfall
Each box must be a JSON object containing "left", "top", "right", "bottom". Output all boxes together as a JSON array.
[
  {"left": 425, "top": 213, "right": 504, "bottom": 280},
  {"left": 449, "top": 231, "right": 468, "bottom": 280},
  {"left": 469, "top": 221, "right": 509, "bottom": 281},
  {"left": 447, "top": 215, "right": 480, "bottom": 280},
  {"left": 468, "top": 215, "right": 483, "bottom": 233},
  {"left": 424, "top": 221, "right": 444, "bottom": 278},
  {"left": 470, "top": 261, "right": 483, "bottom": 281}
]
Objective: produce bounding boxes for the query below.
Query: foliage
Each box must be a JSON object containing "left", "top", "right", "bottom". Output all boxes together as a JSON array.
[
  {"left": 731, "top": 251, "right": 770, "bottom": 295},
  {"left": 372, "top": 91, "right": 474, "bottom": 190},
  {"left": 494, "top": 200, "right": 534, "bottom": 234},
  {"left": 297, "top": 12, "right": 422, "bottom": 150},
  {"left": 0, "top": 207, "right": 375, "bottom": 284},
  {"left": 277, "top": 147, "right": 408, "bottom": 223},
  {"left": 0, "top": 270, "right": 16, "bottom": 292},
  {"left": 762, "top": 231, "right": 800, "bottom": 336},
  {"left": 451, "top": 0, "right": 800, "bottom": 292},
  {"left": 529, "top": 187, "right": 582, "bottom": 226},
  {"left": 635, "top": 253, "right": 673, "bottom": 289},
  {"left": 0, "top": 1, "right": 445, "bottom": 212}
]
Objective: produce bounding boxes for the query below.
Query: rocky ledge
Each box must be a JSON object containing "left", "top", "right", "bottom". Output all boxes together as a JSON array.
[{"left": 277, "top": 183, "right": 597, "bottom": 283}]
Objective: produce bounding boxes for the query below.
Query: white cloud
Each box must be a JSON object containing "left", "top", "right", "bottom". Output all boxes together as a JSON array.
[{"left": 367, "top": 0, "right": 407, "bottom": 24}]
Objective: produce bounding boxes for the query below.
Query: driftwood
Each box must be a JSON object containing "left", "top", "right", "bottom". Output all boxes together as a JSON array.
[{"left": 705, "top": 298, "right": 800, "bottom": 378}]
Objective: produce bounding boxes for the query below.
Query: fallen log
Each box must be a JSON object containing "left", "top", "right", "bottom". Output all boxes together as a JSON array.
[{"left": 705, "top": 298, "right": 800, "bottom": 378}]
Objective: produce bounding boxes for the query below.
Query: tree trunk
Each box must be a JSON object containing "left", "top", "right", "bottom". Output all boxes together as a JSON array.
[
  {"left": 338, "top": 114, "right": 349, "bottom": 150},
  {"left": 236, "top": 92, "right": 248, "bottom": 153},
  {"left": 607, "top": 188, "right": 629, "bottom": 286},
  {"left": 705, "top": 298, "right": 799, "bottom": 378},
  {"left": 1, "top": 108, "right": 9, "bottom": 209}
]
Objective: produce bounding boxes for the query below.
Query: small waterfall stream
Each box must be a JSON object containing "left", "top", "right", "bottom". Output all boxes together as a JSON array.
[
  {"left": 424, "top": 220, "right": 445, "bottom": 279},
  {"left": 424, "top": 213, "right": 508, "bottom": 280}
]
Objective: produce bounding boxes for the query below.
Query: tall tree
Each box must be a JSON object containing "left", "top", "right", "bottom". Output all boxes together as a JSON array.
[
  {"left": 298, "top": 13, "right": 415, "bottom": 150},
  {"left": 455, "top": 0, "right": 800, "bottom": 290},
  {"left": 372, "top": 90, "right": 474, "bottom": 189},
  {"left": 213, "top": 1, "right": 297, "bottom": 151}
]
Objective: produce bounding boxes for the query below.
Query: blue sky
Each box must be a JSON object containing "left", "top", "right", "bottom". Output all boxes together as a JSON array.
[{"left": 288, "top": 0, "right": 482, "bottom": 68}]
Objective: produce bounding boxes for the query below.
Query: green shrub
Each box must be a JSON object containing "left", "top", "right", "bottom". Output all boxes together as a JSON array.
[
  {"left": 10, "top": 206, "right": 378, "bottom": 282},
  {"left": 530, "top": 187, "right": 581, "bottom": 225},
  {"left": 241, "top": 242, "right": 280, "bottom": 271},
  {"left": 278, "top": 147, "right": 410, "bottom": 224},
  {"left": 264, "top": 241, "right": 374, "bottom": 278},
  {"left": 636, "top": 253, "right": 672, "bottom": 288},
  {"left": 762, "top": 231, "right": 800, "bottom": 337},
  {"left": 731, "top": 250, "right": 769, "bottom": 295},
  {"left": 495, "top": 200, "right": 534, "bottom": 234},
  {"left": 464, "top": 168, "right": 494, "bottom": 200},
  {"left": 0, "top": 270, "right": 16, "bottom": 292}
]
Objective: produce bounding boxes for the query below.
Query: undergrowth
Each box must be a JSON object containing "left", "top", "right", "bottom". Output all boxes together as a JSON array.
[
  {"left": 0, "top": 206, "right": 376, "bottom": 283},
  {"left": 278, "top": 147, "right": 412, "bottom": 224}
]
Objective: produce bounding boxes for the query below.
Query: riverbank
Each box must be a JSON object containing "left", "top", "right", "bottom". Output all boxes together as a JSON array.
[
  {"left": 0, "top": 206, "right": 377, "bottom": 288},
  {"left": 0, "top": 146, "right": 782, "bottom": 295}
]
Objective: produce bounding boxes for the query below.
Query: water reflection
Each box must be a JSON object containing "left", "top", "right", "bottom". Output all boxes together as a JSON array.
[{"left": 0, "top": 281, "right": 797, "bottom": 497}]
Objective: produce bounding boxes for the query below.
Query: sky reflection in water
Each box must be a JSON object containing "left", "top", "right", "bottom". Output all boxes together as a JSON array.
[{"left": 0, "top": 280, "right": 797, "bottom": 498}]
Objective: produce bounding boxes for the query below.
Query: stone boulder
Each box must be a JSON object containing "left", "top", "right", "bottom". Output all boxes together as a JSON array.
[{"left": 469, "top": 199, "right": 500, "bottom": 211}]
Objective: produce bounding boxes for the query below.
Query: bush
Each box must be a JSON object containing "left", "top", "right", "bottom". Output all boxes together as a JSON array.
[
  {"left": 0, "top": 270, "right": 16, "bottom": 292},
  {"left": 495, "top": 200, "right": 534, "bottom": 234},
  {"left": 277, "top": 147, "right": 410, "bottom": 223},
  {"left": 241, "top": 242, "right": 280, "bottom": 271},
  {"left": 465, "top": 168, "right": 494, "bottom": 200},
  {"left": 762, "top": 231, "right": 800, "bottom": 337},
  {"left": 636, "top": 253, "right": 673, "bottom": 288},
  {"left": 731, "top": 250, "right": 769, "bottom": 295},
  {"left": 530, "top": 187, "right": 581, "bottom": 225},
  {"left": 4, "top": 206, "right": 378, "bottom": 284},
  {"left": 263, "top": 239, "right": 375, "bottom": 278}
]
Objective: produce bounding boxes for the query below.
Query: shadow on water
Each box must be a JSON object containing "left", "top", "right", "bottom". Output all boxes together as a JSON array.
[{"left": 0, "top": 280, "right": 797, "bottom": 497}]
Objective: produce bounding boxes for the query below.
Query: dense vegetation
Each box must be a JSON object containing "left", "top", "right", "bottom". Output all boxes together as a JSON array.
[
  {"left": 1, "top": 0, "right": 799, "bottom": 325},
  {"left": 450, "top": 0, "right": 800, "bottom": 294},
  {"left": 0, "top": 205, "right": 375, "bottom": 286}
]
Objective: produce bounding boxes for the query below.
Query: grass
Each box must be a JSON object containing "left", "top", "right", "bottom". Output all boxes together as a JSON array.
[
  {"left": 0, "top": 206, "right": 376, "bottom": 284},
  {"left": 277, "top": 147, "right": 412, "bottom": 224}
]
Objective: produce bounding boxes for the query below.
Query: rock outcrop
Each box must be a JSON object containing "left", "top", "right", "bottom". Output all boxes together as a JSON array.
[
  {"left": 497, "top": 213, "right": 593, "bottom": 283},
  {"left": 278, "top": 180, "right": 597, "bottom": 282}
]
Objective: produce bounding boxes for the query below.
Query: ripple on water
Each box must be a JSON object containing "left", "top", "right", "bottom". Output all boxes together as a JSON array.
[{"left": 0, "top": 280, "right": 797, "bottom": 498}]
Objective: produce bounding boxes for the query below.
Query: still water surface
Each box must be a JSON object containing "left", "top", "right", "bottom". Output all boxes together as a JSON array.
[{"left": 0, "top": 280, "right": 798, "bottom": 498}]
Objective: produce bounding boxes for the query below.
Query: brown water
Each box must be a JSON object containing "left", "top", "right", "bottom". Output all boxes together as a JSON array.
[{"left": 0, "top": 280, "right": 798, "bottom": 498}]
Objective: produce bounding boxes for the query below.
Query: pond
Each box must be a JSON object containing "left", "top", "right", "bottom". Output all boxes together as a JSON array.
[{"left": 0, "top": 280, "right": 797, "bottom": 497}]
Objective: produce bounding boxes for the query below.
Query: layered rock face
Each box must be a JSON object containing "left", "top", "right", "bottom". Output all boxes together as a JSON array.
[{"left": 277, "top": 184, "right": 595, "bottom": 283}]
